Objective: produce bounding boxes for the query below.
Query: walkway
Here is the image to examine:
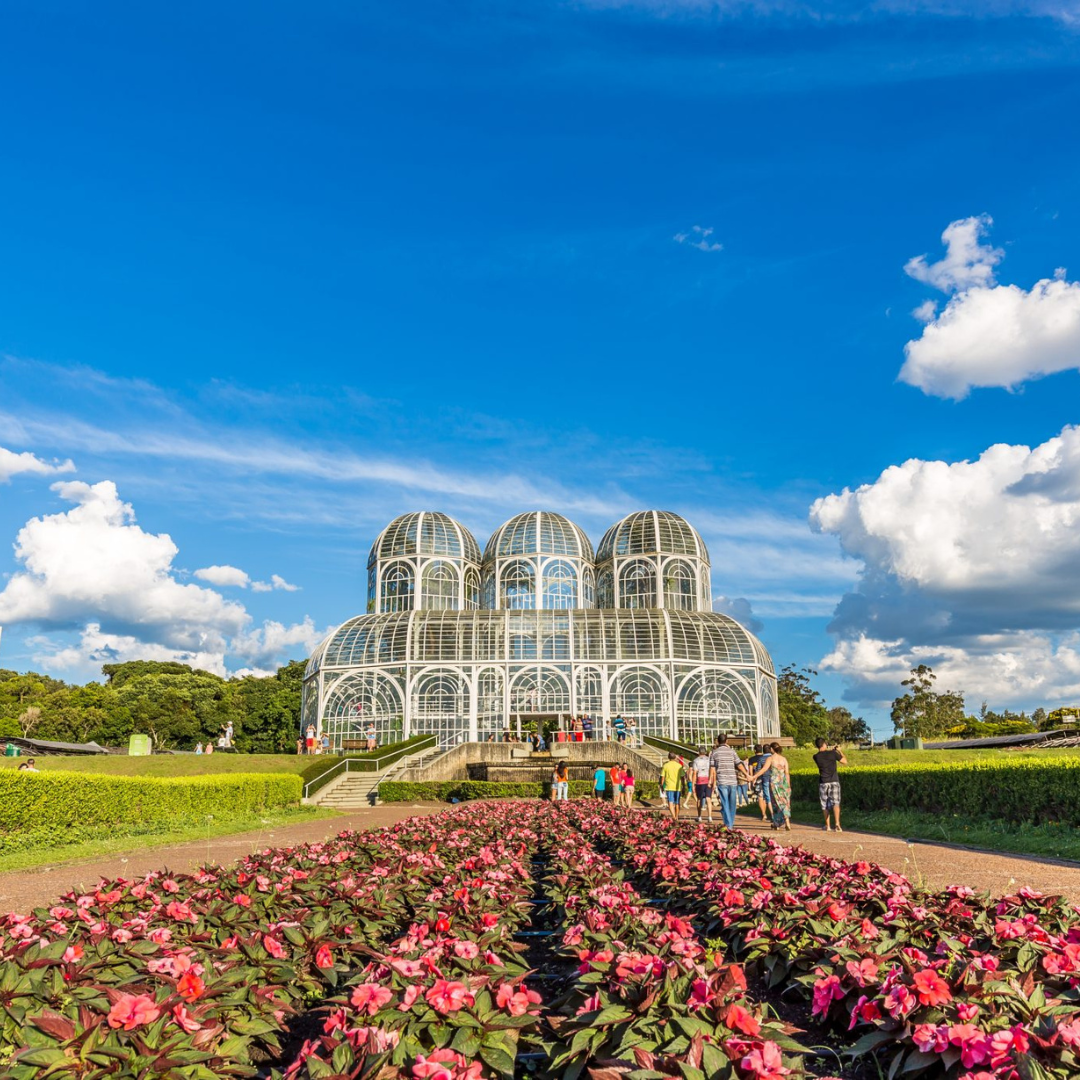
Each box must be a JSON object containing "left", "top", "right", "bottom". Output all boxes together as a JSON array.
[{"left": 3, "top": 802, "right": 1079, "bottom": 915}]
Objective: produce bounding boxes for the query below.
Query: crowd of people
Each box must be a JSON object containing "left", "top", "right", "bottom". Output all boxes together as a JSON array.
[{"left": 562, "top": 735, "right": 847, "bottom": 833}]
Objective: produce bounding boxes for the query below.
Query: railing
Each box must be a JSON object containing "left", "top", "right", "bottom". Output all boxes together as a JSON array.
[
  {"left": 643, "top": 734, "right": 697, "bottom": 759},
  {"left": 302, "top": 735, "right": 437, "bottom": 799}
]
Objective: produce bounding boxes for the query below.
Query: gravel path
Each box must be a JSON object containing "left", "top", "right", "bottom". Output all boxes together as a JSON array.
[{"left": 2, "top": 802, "right": 1078, "bottom": 915}]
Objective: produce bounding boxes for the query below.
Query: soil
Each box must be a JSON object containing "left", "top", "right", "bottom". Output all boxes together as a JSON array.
[{"left": 3, "top": 801, "right": 1079, "bottom": 917}]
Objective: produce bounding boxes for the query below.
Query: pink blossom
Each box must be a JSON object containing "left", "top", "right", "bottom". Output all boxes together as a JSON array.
[
  {"left": 108, "top": 993, "right": 161, "bottom": 1030},
  {"left": 315, "top": 945, "right": 333, "bottom": 969},
  {"left": 740, "top": 1040, "right": 790, "bottom": 1080},
  {"left": 172, "top": 1004, "right": 202, "bottom": 1033},
  {"left": 811, "top": 974, "right": 845, "bottom": 1018},
  {"left": 262, "top": 934, "right": 287, "bottom": 959},
  {"left": 425, "top": 980, "right": 474, "bottom": 1014},
  {"left": 948, "top": 1025, "right": 991, "bottom": 1069},
  {"left": 350, "top": 983, "right": 394, "bottom": 1015},
  {"left": 913, "top": 1024, "right": 949, "bottom": 1053},
  {"left": 399, "top": 984, "right": 422, "bottom": 1011},
  {"left": 453, "top": 940, "right": 480, "bottom": 959}
]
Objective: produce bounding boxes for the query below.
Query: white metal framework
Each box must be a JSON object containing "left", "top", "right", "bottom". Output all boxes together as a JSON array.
[{"left": 307, "top": 510, "right": 779, "bottom": 748}]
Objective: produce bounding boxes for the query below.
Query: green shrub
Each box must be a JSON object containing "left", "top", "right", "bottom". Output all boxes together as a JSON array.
[
  {"left": 0, "top": 771, "right": 301, "bottom": 853},
  {"left": 790, "top": 758, "right": 1080, "bottom": 825},
  {"left": 379, "top": 779, "right": 660, "bottom": 803}
]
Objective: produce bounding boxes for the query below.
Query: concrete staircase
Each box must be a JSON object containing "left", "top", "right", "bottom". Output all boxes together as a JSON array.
[
  {"left": 634, "top": 742, "right": 666, "bottom": 768},
  {"left": 310, "top": 743, "right": 451, "bottom": 809}
]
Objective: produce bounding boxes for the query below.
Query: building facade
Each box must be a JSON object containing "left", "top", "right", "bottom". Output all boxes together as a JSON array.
[{"left": 303, "top": 510, "right": 781, "bottom": 748}]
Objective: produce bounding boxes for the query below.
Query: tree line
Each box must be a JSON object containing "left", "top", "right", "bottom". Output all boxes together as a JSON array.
[{"left": 0, "top": 660, "right": 305, "bottom": 753}]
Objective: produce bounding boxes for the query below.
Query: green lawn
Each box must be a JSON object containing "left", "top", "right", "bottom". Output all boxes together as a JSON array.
[
  {"left": 0, "top": 805, "right": 342, "bottom": 875},
  {"left": 0, "top": 753, "right": 312, "bottom": 777},
  {"left": 782, "top": 745, "right": 1080, "bottom": 771}
]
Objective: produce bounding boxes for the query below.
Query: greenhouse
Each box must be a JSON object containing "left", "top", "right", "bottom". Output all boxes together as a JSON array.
[{"left": 303, "top": 510, "right": 781, "bottom": 748}]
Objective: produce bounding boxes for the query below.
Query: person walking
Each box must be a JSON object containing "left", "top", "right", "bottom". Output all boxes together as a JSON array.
[
  {"left": 592, "top": 763, "right": 608, "bottom": 799},
  {"left": 582, "top": 714, "right": 593, "bottom": 740},
  {"left": 554, "top": 760, "right": 569, "bottom": 801},
  {"left": 690, "top": 746, "right": 714, "bottom": 823},
  {"left": 709, "top": 734, "right": 745, "bottom": 829},
  {"left": 660, "top": 753, "right": 684, "bottom": 820},
  {"left": 626, "top": 717, "right": 638, "bottom": 747},
  {"left": 622, "top": 766, "right": 635, "bottom": 807},
  {"left": 747, "top": 744, "right": 772, "bottom": 821},
  {"left": 750, "top": 742, "right": 792, "bottom": 831},
  {"left": 613, "top": 714, "right": 627, "bottom": 743},
  {"left": 610, "top": 762, "right": 624, "bottom": 807},
  {"left": 813, "top": 738, "right": 847, "bottom": 831}
]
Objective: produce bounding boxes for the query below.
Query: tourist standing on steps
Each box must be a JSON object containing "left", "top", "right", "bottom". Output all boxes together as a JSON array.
[
  {"left": 613, "top": 714, "right": 627, "bottom": 743},
  {"left": 709, "top": 734, "right": 744, "bottom": 830},
  {"left": 690, "top": 746, "right": 714, "bottom": 823},
  {"left": 660, "top": 753, "right": 684, "bottom": 820},
  {"left": 813, "top": 737, "right": 846, "bottom": 832},
  {"left": 554, "top": 760, "right": 569, "bottom": 801},
  {"left": 626, "top": 716, "right": 638, "bottom": 747}
]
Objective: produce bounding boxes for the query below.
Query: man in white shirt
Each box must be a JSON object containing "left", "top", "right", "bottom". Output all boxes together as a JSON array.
[
  {"left": 709, "top": 734, "right": 746, "bottom": 829},
  {"left": 690, "top": 747, "right": 714, "bottom": 823}
]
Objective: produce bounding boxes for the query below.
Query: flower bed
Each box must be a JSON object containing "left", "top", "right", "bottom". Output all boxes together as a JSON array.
[{"left": 2, "top": 802, "right": 1079, "bottom": 1079}]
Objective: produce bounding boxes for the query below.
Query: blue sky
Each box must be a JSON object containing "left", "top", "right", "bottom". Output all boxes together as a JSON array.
[{"left": 2, "top": 1, "right": 1080, "bottom": 734}]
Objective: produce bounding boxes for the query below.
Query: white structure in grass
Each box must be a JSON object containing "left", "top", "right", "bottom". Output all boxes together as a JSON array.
[{"left": 303, "top": 510, "right": 780, "bottom": 749}]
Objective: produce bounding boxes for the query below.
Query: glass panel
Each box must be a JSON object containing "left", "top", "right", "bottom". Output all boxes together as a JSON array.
[
  {"left": 381, "top": 562, "right": 414, "bottom": 613},
  {"left": 421, "top": 560, "right": 460, "bottom": 610},
  {"left": 619, "top": 559, "right": 656, "bottom": 609},
  {"left": 500, "top": 559, "right": 536, "bottom": 610}
]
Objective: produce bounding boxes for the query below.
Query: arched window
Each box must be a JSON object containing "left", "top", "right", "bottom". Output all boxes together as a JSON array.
[
  {"left": 465, "top": 568, "right": 481, "bottom": 611},
  {"left": 542, "top": 559, "right": 577, "bottom": 609},
  {"left": 421, "top": 560, "right": 459, "bottom": 610},
  {"left": 596, "top": 568, "right": 614, "bottom": 609},
  {"left": 663, "top": 559, "right": 696, "bottom": 610},
  {"left": 380, "top": 563, "right": 414, "bottom": 613},
  {"left": 500, "top": 560, "right": 536, "bottom": 610},
  {"left": 582, "top": 566, "right": 595, "bottom": 608},
  {"left": 619, "top": 559, "right": 657, "bottom": 608}
]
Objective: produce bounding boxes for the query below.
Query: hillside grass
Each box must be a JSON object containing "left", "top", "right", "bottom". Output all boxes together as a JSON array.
[
  {"left": 782, "top": 745, "right": 1080, "bottom": 771},
  {"left": 0, "top": 753, "right": 312, "bottom": 777}
]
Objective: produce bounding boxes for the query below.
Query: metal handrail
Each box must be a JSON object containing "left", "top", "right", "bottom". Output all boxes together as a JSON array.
[{"left": 302, "top": 736, "right": 436, "bottom": 799}]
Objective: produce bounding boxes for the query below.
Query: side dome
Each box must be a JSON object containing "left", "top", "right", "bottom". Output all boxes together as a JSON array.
[
  {"left": 596, "top": 510, "right": 711, "bottom": 612},
  {"left": 483, "top": 511, "right": 594, "bottom": 562},
  {"left": 367, "top": 512, "right": 482, "bottom": 613},
  {"left": 481, "top": 512, "right": 595, "bottom": 610},
  {"left": 368, "top": 511, "right": 482, "bottom": 567},
  {"left": 597, "top": 510, "right": 709, "bottom": 563}
]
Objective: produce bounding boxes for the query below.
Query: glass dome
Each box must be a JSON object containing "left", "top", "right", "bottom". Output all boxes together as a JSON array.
[
  {"left": 484, "top": 511, "right": 595, "bottom": 562},
  {"left": 597, "top": 510, "right": 709, "bottom": 563},
  {"left": 368, "top": 511, "right": 482, "bottom": 568}
]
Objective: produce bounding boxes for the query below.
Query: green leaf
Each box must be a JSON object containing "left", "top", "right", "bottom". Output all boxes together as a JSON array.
[
  {"left": 14, "top": 1048, "right": 70, "bottom": 1067},
  {"left": 478, "top": 1043, "right": 516, "bottom": 1077},
  {"left": 595, "top": 1005, "right": 633, "bottom": 1026}
]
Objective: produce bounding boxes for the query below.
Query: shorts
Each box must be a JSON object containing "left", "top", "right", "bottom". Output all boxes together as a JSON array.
[
  {"left": 664, "top": 789, "right": 681, "bottom": 804},
  {"left": 695, "top": 783, "right": 712, "bottom": 802},
  {"left": 819, "top": 782, "right": 841, "bottom": 810}
]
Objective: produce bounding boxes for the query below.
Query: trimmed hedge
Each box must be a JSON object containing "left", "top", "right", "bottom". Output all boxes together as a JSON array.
[
  {"left": 790, "top": 758, "right": 1080, "bottom": 825},
  {"left": 379, "top": 779, "right": 661, "bottom": 803},
  {"left": 0, "top": 771, "right": 302, "bottom": 851}
]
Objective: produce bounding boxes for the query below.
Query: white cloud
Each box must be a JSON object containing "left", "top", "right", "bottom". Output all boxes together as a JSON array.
[
  {"left": 270, "top": 574, "right": 299, "bottom": 592},
  {"left": 194, "top": 564, "right": 252, "bottom": 588},
  {"left": 712, "top": 595, "right": 763, "bottom": 633},
  {"left": 0, "top": 446, "right": 75, "bottom": 484},
  {"left": 674, "top": 225, "right": 723, "bottom": 253},
  {"left": 0, "top": 481, "right": 324, "bottom": 678},
  {"left": 811, "top": 424, "right": 1080, "bottom": 709},
  {"left": 899, "top": 216, "right": 1080, "bottom": 399},
  {"left": 904, "top": 214, "right": 1002, "bottom": 293}
]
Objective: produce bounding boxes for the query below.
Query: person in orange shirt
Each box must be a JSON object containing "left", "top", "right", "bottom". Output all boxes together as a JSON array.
[{"left": 610, "top": 763, "right": 624, "bottom": 807}]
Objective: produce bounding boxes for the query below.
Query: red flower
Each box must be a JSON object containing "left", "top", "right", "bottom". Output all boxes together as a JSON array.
[
  {"left": 177, "top": 970, "right": 205, "bottom": 1003},
  {"left": 262, "top": 934, "right": 287, "bottom": 959},
  {"left": 425, "top": 980, "right": 474, "bottom": 1014},
  {"left": 724, "top": 1004, "right": 761, "bottom": 1037},
  {"left": 912, "top": 969, "right": 951, "bottom": 1007},
  {"left": 108, "top": 993, "right": 161, "bottom": 1030},
  {"left": 740, "top": 1040, "right": 790, "bottom": 1080},
  {"left": 315, "top": 945, "right": 333, "bottom": 969},
  {"left": 435, "top": 917, "right": 451, "bottom": 933},
  {"left": 811, "top": 974, "right": 845, "bottom": 1018}
]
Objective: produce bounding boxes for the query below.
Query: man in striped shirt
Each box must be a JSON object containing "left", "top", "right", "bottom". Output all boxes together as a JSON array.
[{"left": 709, "top": 734, "right": 746, "bottom": 829}]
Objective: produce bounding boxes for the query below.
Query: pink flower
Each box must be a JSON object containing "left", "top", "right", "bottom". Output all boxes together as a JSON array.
[
  {"left": 848, "top": 996, "right": 882, "bottom": 1030},
  {"left": 724, "top": 1004, "right": 761, "bottom": 1037},
  {"left": 350, "top": 983, "right": 394, "bottom": 1015},
  {"left": 913, "top": 1024, "right": 949, "bottom": 1054},
  {"left": 177, "top": 971, "right": 205, "bottom": 1003},
  {"left": 413, "top": 1049, "right": 476, "bottom": 1080},
  {"left": 811, "top": 974, "right": 844, "bottom": 1018},
  {"left": 949, "top": 1025, "right": 991, "bottom": 1069},
  {"left": 575, "top": 991, "right": 601, "bottom": 1016},
  {"left": 262, "top": 935, "right": 287, "bottom": 959},
  {"left": 883, "top": 985, "right": 916, "bottom": 1018},
  {"left": 956, "top": 1003, "right": 980, "bottom": 1021},
  {"left": 62, "top": 944, "right": 83, "bottom": 964},
  {"left": 1057, "top": 1019, "right": 1080, "bottom": 1048},
  {"left": 172, "top": 1004, "right": 202, "bottom": 1033},
  {"left": 740, "top": 1041, "right": 790, "bottom": 1080},
  {"left": 315, "top": 945, "right": 333, "bottom": 969},
  {"left": 845, "top": 957, "right": 879, "bottom": 987},
  {"left": 425, "top": 980, "right": 474, "bottom": 1014},
  {"left": 495, "top": 983, "right": 542, "bottom": 1016},
  {"left": 453, "top": 940, "right": 480, "bottom": 959},
  {"left": 108, "top": 993, "right": 161, "bottom": 1030},
  {"left": 399, "top": 984, "right": 422, "bottom": 1011}
]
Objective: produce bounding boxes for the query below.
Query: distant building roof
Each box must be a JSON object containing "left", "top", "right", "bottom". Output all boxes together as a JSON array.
[
  {"left": 4, "top": 736, "right": 112, "bottom": 755},
  {"left": 923, "top": 731, "right": 1073, "bottom": 750}
]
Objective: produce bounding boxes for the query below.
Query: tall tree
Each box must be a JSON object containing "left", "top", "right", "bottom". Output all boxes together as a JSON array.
[
  {"left": 826, "top": 706, "right": 870, "bottom": 744},
  {"left": 890, "top": 665, "right": 966, "bottom": 739},
  {"left": 777, "top": 665, "right": 831, "bottom": 747}
]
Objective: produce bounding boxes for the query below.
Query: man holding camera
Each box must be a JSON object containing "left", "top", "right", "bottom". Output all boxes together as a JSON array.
[{"left": 813, "top": 738, "right": 847, "bottom": 832}]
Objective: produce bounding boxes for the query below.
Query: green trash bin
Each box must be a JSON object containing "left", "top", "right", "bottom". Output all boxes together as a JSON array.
[{"left": 4, "top": 743, "right": 21, "bottom": 757}]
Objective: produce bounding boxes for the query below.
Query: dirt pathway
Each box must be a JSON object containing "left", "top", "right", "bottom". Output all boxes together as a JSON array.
[
  {"left": 0, "top": 803, "right": 444, "bottom": 915},
  {"left": 3, "top": 802, "right": 1079, "bottom": 916}
]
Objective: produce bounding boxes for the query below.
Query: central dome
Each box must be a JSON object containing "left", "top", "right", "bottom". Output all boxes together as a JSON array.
[
  {"left": 597, "top": 510, "right": 709, "bottom": 563},
  {"left": 484, "top": 511, "right": 594, "bottom": 562}
]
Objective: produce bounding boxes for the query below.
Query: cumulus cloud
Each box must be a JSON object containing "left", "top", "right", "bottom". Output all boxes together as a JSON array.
[
  {"left": 810, "top": 425, "right": 1080, "bottom": 708},
  {"left": 231, "top": 616, "right": 325, "bottom": 672},
  {"left": 674, "top": 226, "right": 723, "bottom": 253},
  {"left": 0, "top": 481, "right": 324, "bottom": 677},
  {"left": 0, "top": 446, "right": 75, "bottom": 484},
  {"left": 270, "top": 574, "right": 299, "bottom": 592},
  {"left": 900, "top": 216, "right": 1080, "bottom": 399},
  {"left": 194, "top": 564, "right": 252, "bottom": 588}
]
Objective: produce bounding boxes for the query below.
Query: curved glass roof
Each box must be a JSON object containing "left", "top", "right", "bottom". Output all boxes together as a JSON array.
[
  {"left": 368, "top": 512, "right": 482, "bottom": 568},
  {"left": 314, "top": 609, "right": 771, "bottom": 670},
  {"left": 483, "top": 511, "right": 595, "bottom": 563},
  {"left": 597, "top": 510, "right": 710, "bottom": 564}
]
